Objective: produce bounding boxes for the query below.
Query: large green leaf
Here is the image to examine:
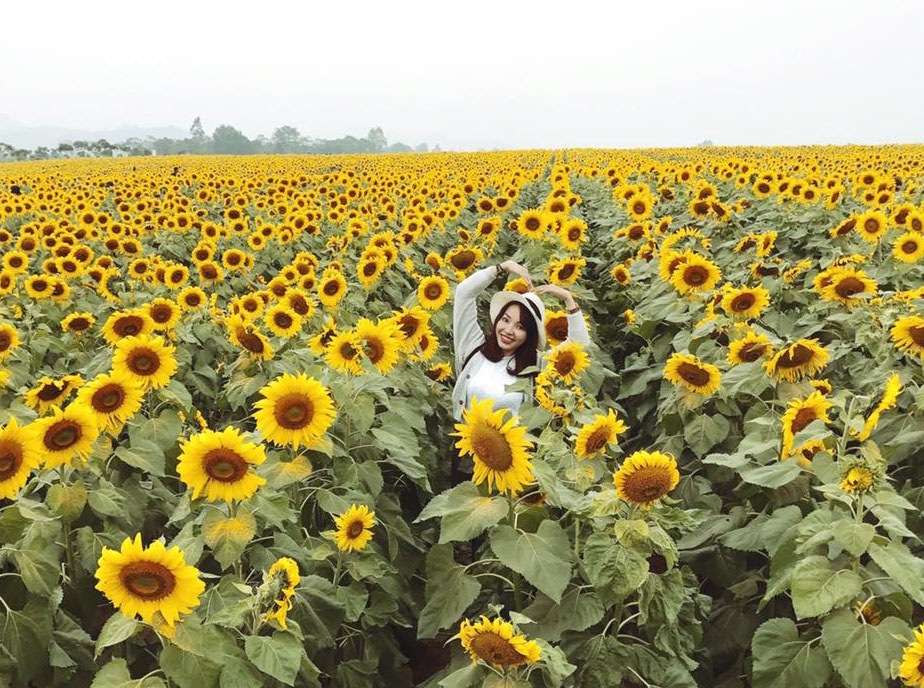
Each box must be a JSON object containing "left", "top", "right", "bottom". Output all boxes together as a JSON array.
[
  {"left": 821, "top": 608, "right": 910, "bottom": 688},
  {"left": 244, "top": 633, "right": 304, "bottom": 686},
  {"left": 831, "top": 521, "right": 875, "bottom": 557},
  {"left": 415, "top": 482, "right": 507, "bottom": 543},
  {"left": 91, "top": 658, "right": 165, "bottom": 687},
  {"left": 738, "top": 461, "right": 802, "bottom": 488},
  {"left": 790, "top": 556, "right": 862, "bottom": 619},
  {"left": 418, "top": 544, "right": 480, "bottom": 638},
  {"left": 750, "top": 618, "right": 831, "bottom": 688},
  {"left": 490, "top": 521, "right": 572, "bottom": 603},
  {"left": 115, "top": 437, "right": 166, "bottom": 477},
  {"left": 95, "top": 613, "right": 139, "bottom": 657},
  {"left": 868, "top": 540, "right": 924, "bottom": 605},
  {"left": 159, "top": 644, "right": 221, "bottom": 688},
  {"left": 202, "top": 508, "right": 256, "bottom": 570},
  {"left": 581, "top": 532, "right": 649, "bottom": 607},
  {"left": 683, "top": 414, "right": 730, "bottom": 457},
  {"left": 521, "top": 589, "right": 605, "bottom": 642}
]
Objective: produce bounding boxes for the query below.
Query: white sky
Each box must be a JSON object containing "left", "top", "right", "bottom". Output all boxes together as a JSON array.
[{"left": 1, "top": 0, "right": 922, "bottom": 150}]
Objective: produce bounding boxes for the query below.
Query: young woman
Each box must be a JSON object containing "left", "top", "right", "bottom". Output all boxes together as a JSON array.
[{"left": 451, "top": 260, "right": 591, "bottom": 421}]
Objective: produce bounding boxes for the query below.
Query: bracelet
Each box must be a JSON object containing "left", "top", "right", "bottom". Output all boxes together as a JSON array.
[
  {"left": 565, "top": 304, "right": 581, "bottom": 315},
  {"left": 495, "top": 264, "right": 505, "bottom": 278}
]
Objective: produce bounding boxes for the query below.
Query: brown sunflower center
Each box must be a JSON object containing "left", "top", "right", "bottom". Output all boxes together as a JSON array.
[
  {"left": 323, "top": 280, "right": 341, "bottom": 296},
  {"left": 203, "top": 448, "right": 248, "bottom": 482},
  {"left": 909, "top": 325, "right": 924, "bottom": 347},
  {"left": 834, "top": 277, "right": 865, "bottom": 298},
  {"left": 863, "top": 218, "right": 881, "bottom": 234},
  {"left": 119, "top": 561, "right": 176, "bottom": 600},
  {"left": 738, "top": 342, "right": 766, "bottom": 362},
  {"left": 347, "top": 520, "right": 365, "bottom": 538},
  {"left": 778, "top": 344, "right": 814, "bottom": 368},
  {"left": 623, "top": 467, "right": 675, "bottom": 503},
  {"left": 273, "top": 312, "right": 294, "bottom": 329},
  {"left": 0, "top": 441, "right": 23, "bottom": 480},
  {"left": 731, "top": 293, "right": 755, "bottom": 312},
  {"left": 469, "top": 424, "right": 514, "bottom": 472},
  {"left": 185, "top": 293, "right": 202, "bottom": 307},
  {"left": 451, "top": 250, "right": 476, "bottom": 270},
  {"left": 150, "top": 305, "right": 173, "bottom": 323},
  {"left": 677, "top": 362, "right": 711, "bottom": 387},
  {"left": 115, "top": 316, "right": 145, "bottom": 337},
  {"left": 362, "top": 262, "right": 378, "bottom": 277},
  {"left": 585, "top": 428, "right": 609, "bottom": 455},
  {"left": 557, "top": 263, "right": 576, "bottom": 280},
  {"left": 632, "top": 201, "right": 647, "bottom": 215},
  {"left": 92, "top": 384, "right": 126, "bottom": 413},
  {"left": 902, "top": 240, "right": 919, "bottom": 254},
  {"left": 43, "top": 420, "right": 81, "bottom": 451},
  {"left": 567, "top": 228, "right": 581, "bottom": 241},
  {"left": 68, "top": 317, "right": 90, "bottom": 331},
  {"left": 37, "top": 381, "right": 67, "bottom": 401},
  {"left": 363, "top": 337, "right": 385, "bottom": 363},
  {"left": 683, "top": 266, "right": 708, "bottom": 286},
  {"left": 547, "top": 318, "right": 569, "bottom": 342},
  {"left": 127, "top": 348, "right": 161, "bottom": 376},
  {"left": 235, "top": 328, "right": 266, "bottom": 354},
  {"left": 554, "top": 352, "right": 576, "bottom": 377},
  {"left": 399, "top": 316, "right": 420, "bottom": 339},
  {"left": 791, "top": 407, "right": 818, "bottom": 435},
  {"left": 274, "top": 394, "right": 315, "bottom": 430},
  {"left": 628, "top": 225, "right": 646, "bottom": 240},
  {"left": 470, "top": 632, "right": 527, "bottom": 667},
  {"left": 525, "top": 217, "right": 541, "bottom": 231},
  {"left": 424, "top": 283, "right": 444, "bottom": 300}
]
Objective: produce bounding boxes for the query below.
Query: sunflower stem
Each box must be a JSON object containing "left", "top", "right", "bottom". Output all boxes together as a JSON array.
[
  {"left": 573, "top": 519, "right": 580, "bottom": 561},
  {"left": 333, "top": 552, "right": 343, "bottom": 587},
  {"left": 63, "top": 520, "right": 78, "bottom": 586}
]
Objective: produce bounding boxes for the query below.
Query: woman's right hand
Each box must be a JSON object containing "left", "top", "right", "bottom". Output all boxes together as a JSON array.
[{"left": 500, "top": 261, "right": 532, "bottom": 288}]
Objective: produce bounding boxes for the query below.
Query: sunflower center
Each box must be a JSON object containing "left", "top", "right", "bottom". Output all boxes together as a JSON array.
[
  {"left": 120, "top": 561, "right": 176, "bottom": 600},
  {"left": 628, "top": 225, "right": 645, "bottom": 240},
  {"left": 624, "top": 467, "right": 674, "bottom": 503},
  {"left": 44, "top": 421, "right": 81, "bottom": 450},
  {"left": 779, "top": 344, "right": 813, "bottom": 368},
  {"left": 399, "top": 316, "right": 420, "bottom": 339},
  {"left": 632, "top": 201, "right": 646, "bottom": 215},
  {"left": 424, "top": 284, "right": 443, "bottom": 300},
  {"left": 203, "top": 448, "right": 249, "bottom": 482},
  {"left": 835, "top": 277, "right": 865, "bottom": 298},
  {"left": 585, "top": 428, "right": 609, "bottom": 454},
  {"left": 69, "top": 317, "right": 90, "bottom": 331},
  {"left": 127, "top": 348, "right": 160, "bottom": 375},
  {"left": 863, "top": 218, "right": 881, "bottom": 234},
  {"left": 185, "top": 294, "right": 202, "bottom": 307},
  {"left": 525, "top": 217, "right": 541, "bottom": 231},
  {"left": 347, "top": 520, "right": 365, "bottom": 538},
  {"left": 236, "top": 328, "right": 266, "bottom": 354},
  {"left": 909, "top": 325, "right": 924, "bottom": 347},
  {"left": 93, "top": 384, "right": 126, "bottom": 412},
  {"left": 469, "top": 424, "right": 514, "bottom": 472},
  {"left": 677, "top": 362, "right": 710, "bottom": 387},
  {"left": 274, "top": 394, "right": 315, "bottom": 429},
  {"left": 902, "top": 240, "right": 919, "bottom": 254},
  {"left": 274, "top": 312, "right": 294, "bottom": 329},
  {"left": 738, "top": 342, "right": 766, "bottom": 362},
  {"left": 322, "top": 280, "right": 340, "bottom": 296},
  {"left": 451, "top": 250, "right": 476, "bottom": 270},
  {"left": 469, "top": 632, "right": 527, "bottom": 667},
  {"left": 116, "top": 316, "right": 145, "bottom": 337},
  {"left": 568, "top": 228, "right": 581, "bottom": 241},
  {"left": 683, "top": 266, "right": 708, "bottom": 286},
  {"left": 548, "top": 319, "right": 569, "bottom": 342},
  {"left": 150, "top": 306, "right": 173, "bottom": 323},
  {"left": 554, "top": 352, "right": 576, "bottom": 377},
  {"left": 38, "top": 381, "right": 67, "bottom": 401},
  {"left": 363, "top": 337, "right": 385, "bottom": 363},
  {"left": 791, "top": 407, "right": 818, "bottom": 435},
  {"left": 0, "top": 442, "right": 23, "bottom": 480},
  {"left": 557, "top": 263, "right": 576, "bottom": 280},
  {"left": 731, "top": 294, "right": 755, "bottom": 312}
]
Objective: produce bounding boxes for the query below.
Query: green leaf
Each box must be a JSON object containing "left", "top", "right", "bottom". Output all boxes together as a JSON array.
[
  {"left": 115, "top": 438, "right": 165, "bottom": 477},
  {"left": 418, "top": 544, "right": 480, "bottom": 638},
  {"left": 46, "top": 481, "right": 87, "bottom": 521},
  {"left": 95, "top": 613, "right": 139, "bottom": 657},
  {"left": 13, "top": 540, "right": 60, "bottom": 594},
  {"left": 683, "top": 414, "right": 730, "bottom": 457},
  {"left": 438, "top": 664, "right": 485, "bottom": 688},
  {"left": 790, "top": 556, "right": 862, "bottom": 619},
  {"left": 521, "top": 589, "right": 605, "bottom": 642},
  {"left": 159, "top": 379, "right": 193, "bottom": 413},
  {"left": 0, "top": 599, "right": 51, "bottom": 684},
  {"left": 490, "top": 521, "right": 572, "bottom": 603},
  {"left": 821, "top": 608, "right": 910, "bottom": 688},
  {"left": 831, "top": 521, "right": 875, "bottom": 557},
  {"left": 91, "top": 658, "right": 165, "bottom": 687},
  {"left": 87, "top": 480, "right": 127, "bottom": 518},
  {"left": 739, "top": 461, "right": 802, "bottom": 488},
  {"left": 867, "top": 540, "right": 924, "bottom": 605},
  {"left": 416, "top": 482, "right": 507, "bottom": 543},
  {"left": 159, "top": 644, "right": 220, "bottom": 688},
  {"left": 535, "top": 639, "right": 577, "bottom": 686},
  {"left": 791, "top": 419, "right": 833, "bottom": 448},
  {"left": 130, "top": 410, "right": 183, "bottom": 451},
  {"left": 244, "top": 633, "right": 304, "bottom": 686},
  {"left": 371, "top": 427, "right": 430, "bottom": 489},
  {"left": 202, "top": 508, "right": 256, "bottom": 570},
  {"left": 581, "top": 532, "right": 649, "bottom": 606},
  {"left": 721, "top": 505, "right": 801, "bottom": 555},
  {"left": 750, "top": 618, "right": 831, "bottom": 688},
  {"left": 218, "top": 657, "right": 265, "bottom": 688}
]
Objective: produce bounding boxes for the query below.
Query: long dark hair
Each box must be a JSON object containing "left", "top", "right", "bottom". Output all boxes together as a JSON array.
[{"left": 480, "top": 302, "right": 539, "bottom": 377}]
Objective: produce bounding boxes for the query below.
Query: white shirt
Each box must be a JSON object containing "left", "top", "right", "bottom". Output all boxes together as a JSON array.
[{"left": 465, "top": 354, "right": 525, "bottom": 416}]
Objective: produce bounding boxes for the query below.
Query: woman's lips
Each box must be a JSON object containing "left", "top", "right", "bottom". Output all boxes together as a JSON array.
[{"left": 500, "top": 335, "right": 514, "bottom": 345}]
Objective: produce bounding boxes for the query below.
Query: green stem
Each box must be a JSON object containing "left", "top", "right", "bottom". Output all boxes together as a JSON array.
[
  {"left": 513, "top": 572, "right": 523, "bottom": 613},
  {"left": 63, "top": 521, "right": 78, "bottom": 586},
  {"left": 573, "top": 519, "right": 580, "bottom": 561}
]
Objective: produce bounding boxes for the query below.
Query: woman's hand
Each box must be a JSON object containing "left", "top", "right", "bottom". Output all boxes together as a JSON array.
[
  {"left": 500, "top": 261, "right": 532, "bottom": 288},
  {"left": 532, "top": 284, "right": 578, "bottom": 310}
]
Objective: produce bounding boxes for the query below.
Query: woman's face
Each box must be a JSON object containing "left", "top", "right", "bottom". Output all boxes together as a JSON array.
[{"left": 495, "top": 303, "right": 529, "bottom": 354}]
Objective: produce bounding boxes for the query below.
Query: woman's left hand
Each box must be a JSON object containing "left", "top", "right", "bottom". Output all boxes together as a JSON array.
[{"left": 532, "top": 284, "right": 577, "bottom": 310}]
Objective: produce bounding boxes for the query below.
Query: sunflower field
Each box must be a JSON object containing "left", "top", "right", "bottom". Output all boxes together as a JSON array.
[{"left": 1, "top": 146, "right": 924, "bottom": 688}]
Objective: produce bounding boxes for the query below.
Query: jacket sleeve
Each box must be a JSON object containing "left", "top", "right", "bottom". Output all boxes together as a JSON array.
[
  {"left": 453, "top": 266, "right": 496, "bottom": 371},
  {"left": 565, "top": 310, "right": 591, "bottom": 347}
]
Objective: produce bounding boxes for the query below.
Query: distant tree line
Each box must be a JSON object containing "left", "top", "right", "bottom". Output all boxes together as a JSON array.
[{"left": 0, "top": 117, "right": 438, "bottom": 161}]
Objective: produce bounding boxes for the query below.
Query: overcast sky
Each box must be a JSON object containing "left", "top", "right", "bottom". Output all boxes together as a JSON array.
[{"left": 2, "top": 0, "right": 922, "bottom": 151}]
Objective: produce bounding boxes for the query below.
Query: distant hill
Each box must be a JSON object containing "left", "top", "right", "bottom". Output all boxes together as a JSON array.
[{"left": 0, "top": 114, "right": 187, "bottom": 149}]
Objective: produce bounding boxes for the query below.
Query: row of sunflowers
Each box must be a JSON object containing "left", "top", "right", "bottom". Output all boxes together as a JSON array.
[{"left": 2, "top": 145, "right": 924, "bottom": 687}]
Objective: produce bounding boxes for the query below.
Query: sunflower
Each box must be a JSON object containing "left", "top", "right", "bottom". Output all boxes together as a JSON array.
[
  {"left": 764, "top": 339, "right": 829, "bottom": 382},
  {"left": 177, "top": 426, "right": 266, "bottom": 502},
  {"left": 820, "top": 268, "right": 878, "bottom": 308},
  {"left": 457, "top": 616, "right": 542, "bottom": 670},
  {"left": 613, "top": 450, "right": 680, "bottom": 509},
  {"left": 899, "top": 624, "right": 924, "bottom": 688},
  {"left": 452, "top": 397, "right": 534, "bottom": 496},
  {"left": 95, "top": 534, "right": 204, "bottom": 631},
  {"left": 391, "top": 306, "right": 430, "bottom": 349},
  {"left": 558, "top": 218, "right": 587, "bottom": 250},
  {"left": 663, "top": 352, "right": 721, "bottom": 395},
  {"left": 61, "top": 312, "right": 96, "bottom": 335},
  {"left": 548, "top": 257, "right": 586, "bottom": 286},
  {"left": 253, "top": 373, "right": 336, "bottom": 449},
  {"left": 145, "top": 298, "right": 181, "bottom": 331},
  {"left": 326, "top": 331, "right": 365, "bottom": 374},
  {"left": 0, "top": 323, "right": 19, "bottom": 360},
  {"left": 354, "top": 318, "right": 402, "bottom": 374},
  {"left": 24, "top": 275, "right": 54, "bottom": 300},
  {"left": 727, "top": 331, "right": 774, "bottom": 365},
  {"left": 317, "top": 269, "right": 347, "bottom": 310},
  {"left": 334, "top": 504, "right": 376, "bottom": 553},
  {"left": 284, "top": 288, "right": 315, "bottom": 320},
  {"left": 669, "top": 254, "right": 721, "bottom": 295},
  {"left": 610, "top": 263, "right": 631, "bottom": 285},
  {"left": 76, "top": 371, "right": 145, "bottom": 435},
  {"left": 264, "top": 304, "right": 302, "bottom": 339},
  {"left": 780, "top": 392, "right": 833, "bottom": 457},
  {"left": 545, "top": 342, "right": 590, "bottom": 384},
  {"left": 32, "top": 403, "right": 100, "bottom": 469},
  {"left": 853, "top": 373, "right": 901, "bottom": 441},
  {"left": 357, "top": 254, "right": 386, "bottom": 288},
  {"left": 178, "top": 286, "right": 207, "bottom": 311},
  {"left": 504, "top": 278, "right": 531, "bottom": 294},
  {"left": 544, "top": 310, "right": 570, "bottom": 346},
  {"left": 409, "top": 329, "right": 439, "bottom": 362},
  {"left": 839, "top": 456, "right": 881, "bottom": 495},
  {"left": 102, "top": 309, "right": 155, "bottom": 346},
  {"left": 893, "top": 233, "right": 924, "bottom": 263},
  {"left": 308, "top": 317, "right": 338, "bottom": 357},
  {"left": 0, "top": 417, "right": 42, "bottom": 500},
  {"left": 891, "top": 315, "right": 924, "bottom": 358},
  {"left": 515, "top": 209, "right": 549, "bottom": 240},
  {"left": 855, "top": 210, "right": 889, "bottom": 243},
  {"left": 574, "top": 409, "right": 627, "bottom": 459},
  {"left": 720, "top": 285, "right": 770, "bottom": 319},
  {"left": 418, "top": 275, "right": 450, "bottom": 311},
  {"left": 446, "top": 245, "right": 484, "bottom": 276},
  {"left": 227, "top": 314, "right": 274, "bottom": 361},
  {"left": 24, "top": 374, "right": 84, "bottom": 414},
  {"left": 262, "top": 557, "right": 300, "bottom": 630},
  {"left": 112, "top": 334, "right": 178, "bottom": 390},
  {"left": 425, "top": 362, "right": 452, "bottom": 382}
]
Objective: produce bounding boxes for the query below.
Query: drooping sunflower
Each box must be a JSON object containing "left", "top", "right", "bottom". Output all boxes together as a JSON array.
[
  {"left": 226, "top": 314, "right": 274, "bottom": 361},
  {"left": 456, "top": 616, "right": 542, "bottom": 670},
  {"left": 95, "top": 534, "right": 205, "bottom": 631},
  {"left": 853, "top": 373, "right": 901, "bottom": 441},
  {"left": 61, "top": 312, "right": 96, "bottom": 335},
  {"left": 899, "top": 624, "right": 924, "bottom": 688},
  {"left": 819, "top": 268, "right": 878, "bottom": 308},
  {"left": 262, "top": 557, "right": 300, "bottom": 630},
  {"left": 145, "top": 298, "right": 181, "bottom": 331},
  {"left": 727, "top": 331, "right": 774, "bottom": 365},
  {"left": 354, "top": 318, "right": 402, "bottom": 374},
  {"left": 574, "top": 409, "right": 628, "bottom": 459},
  {"left": 177, "top": 426, "right": 267, "bottom": 502},
  {"left": 545, "top": 342, "right": 590, "bottom": 384},
  {"left": 0, "top": 417, "right": 42, "bottom": 500},
  {"left": 253, "top": 373, "right": 336, "bottom": 449},
  {"left": 663, "top": 352, "right": 721, "bottom": 395},
  {"left": 891, "top": 315, "right": 924, "bottom": 358},
  {"left": 24, "top": 374, "right": 84, "bottom": 414},
  {"left": 613, "top": 450, "right": 680, "bottom": 509},
  {"left": 720, "top": 285, "right": 770, "bottom": 319},
  {"left": 76, "top": 371, "right": 145, "bottom": 435},
  {"left": 453, "top": 397, "right": 534, "bottom": 496},
  {"left": 264, "top": 304, "right": 302, "bottom": 339},
  {"left": 112, "top": 335, "right": 178, "bottom": 390},
  {"left": 102, "top": 309, "right": 155, "bottom": 346},
  {"left": 780, "top": 391, "right": 833, "bottom": 457},
  {"left": 669, "top": 254, "right": 721, "bottom": 295},
  {"left": 417, "top": 275, "right": 450, "bottom": 311},
  {"left": 32, "top": 403, "right": 100, "bottom": 469},
  {"left": 334, "top": 504, "right": 376, "bottom": 553},
  {"left": 764, "top": 339, "right": 829, "bottom": 382}
]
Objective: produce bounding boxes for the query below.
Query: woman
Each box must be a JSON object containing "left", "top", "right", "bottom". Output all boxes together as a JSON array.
[{"left": 451, "top": 260, "right": 590, "bottom": 422}]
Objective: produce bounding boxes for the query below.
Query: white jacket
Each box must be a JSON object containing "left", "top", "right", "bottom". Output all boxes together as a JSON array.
[{"left": 451, "top": 266, "right": 591, "bottom": 420}]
